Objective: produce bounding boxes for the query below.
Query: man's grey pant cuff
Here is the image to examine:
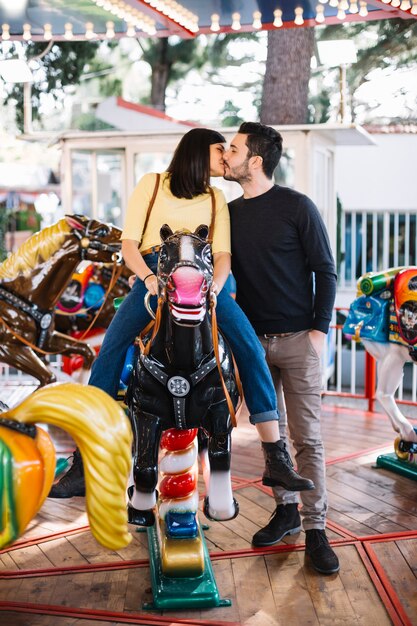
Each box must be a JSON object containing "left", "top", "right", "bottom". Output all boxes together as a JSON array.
[{"left": 249, "top": 409, "right": 279, "bottom": 425}]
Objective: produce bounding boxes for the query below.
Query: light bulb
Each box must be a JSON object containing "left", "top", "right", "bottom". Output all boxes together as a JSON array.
[
  {"left": 85, "top": 22, "right": 96, "bottom": 39},
  {"left": 294, "top": 6, "right": 304, "bottom": 24},
  {"left": 231, "top": 12, "right": 241, "bottom": 30},
  {"left": 359, "top": 0, "right": 368, "bottom": 15},
  {"left": 210, "top": 13, "right": 220, "bottom": 31},
  {"left": 1, "top": 23, "right": 10, "bottom": 40},
  {"left": 106, "top": 20, "right": 115, "bottom": 38},
  {"left": 315, "top": 5, "right": 325, "bottom": 21},
  {"left": 349, "top": 0, "right": 359, "bottom": 13},
  {"left": 43, "top": 23, "right": 52, "bottom": 40},
  {"left": 252, "top": 11, "right": 262, "bottom": 28},
  {"left": 22, "top": 23, "right": 31, "bottom": 40},
  {"left": 273, "top": 9, "right": 283, "bottom": 26}
]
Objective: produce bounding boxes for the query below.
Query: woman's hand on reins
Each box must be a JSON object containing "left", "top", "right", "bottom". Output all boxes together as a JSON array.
[{"left": 144, "top": 274, "right": 158, "bottom": 295}]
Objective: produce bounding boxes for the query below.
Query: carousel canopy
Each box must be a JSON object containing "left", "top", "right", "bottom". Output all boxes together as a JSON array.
[{"left": 0, "top": 0, "right": 415, "bottom": 43}]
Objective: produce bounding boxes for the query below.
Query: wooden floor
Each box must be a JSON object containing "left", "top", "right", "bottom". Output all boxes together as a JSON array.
[{"left": 0, "top": 386, "right": 416, "bottom": 626}]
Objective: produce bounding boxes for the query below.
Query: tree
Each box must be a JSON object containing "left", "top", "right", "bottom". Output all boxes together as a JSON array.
[
  {"left": 3, "top": 41, "right": 99, "bottom": 131},
  {"left": 137, "top": 37, "right": 206, "bottom": 111},
  {"left": 317, "top": 19, "right": 417, "bottom": 122},
  {"left": 260, "top": 28, "right": 315, "bottom": 124}
]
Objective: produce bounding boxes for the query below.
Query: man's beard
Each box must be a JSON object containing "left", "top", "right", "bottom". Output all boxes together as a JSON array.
[{"left": 224, "top": 159, "right": 251, "bottom": 184}]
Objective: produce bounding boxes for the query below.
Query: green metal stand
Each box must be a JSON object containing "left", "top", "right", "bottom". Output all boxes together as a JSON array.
[
  {"left": 376, "top": 452, "right": 417, "bottom": 480},
  {"left": 143, "top": 522, "right": 231, "bottom": 611}
]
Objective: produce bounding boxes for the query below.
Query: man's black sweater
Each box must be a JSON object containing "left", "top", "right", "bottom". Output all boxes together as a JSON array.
[{"left": 229, "top": 185, "right": 337, "bottom": 335}]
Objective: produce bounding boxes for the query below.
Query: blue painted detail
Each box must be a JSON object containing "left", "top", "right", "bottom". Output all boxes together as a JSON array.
[
  {"left": 84, "top": 283, "right": 106, "bottom": 310},
  {"left": 343, "top": 295, "right": 390, "bottom": 343},
  {"left": 165, "top": 512, "right": 198, "bottom": 538},
  {"left": 120, "top": 343, "right": 137, "bottom": 386}
]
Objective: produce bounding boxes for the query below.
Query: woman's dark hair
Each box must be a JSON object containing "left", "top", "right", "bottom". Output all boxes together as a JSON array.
[
  {"left": 238, "top": 122, "right": 283, "bottom": 178},
  {"left": 167, "top": 128, "right": 226, "bottom": 199}
]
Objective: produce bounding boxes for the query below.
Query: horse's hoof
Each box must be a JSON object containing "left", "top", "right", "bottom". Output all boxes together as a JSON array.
[
  {"left": 203, "top": 496, "right": 239, "bottom": 521},
  {"left": 127, "top": 505, "right": 155, "bottom": 527}
]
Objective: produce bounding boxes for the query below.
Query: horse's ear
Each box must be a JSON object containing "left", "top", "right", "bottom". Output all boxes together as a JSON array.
[
  {"left": 194, "top": 224, "right": 209, "bottom": 241},
  {"left": 66, "top": 215, "right": 85, "bottom": 231},
  {"left": 160, "top": 224, "right": 173, "bottom": 241}
]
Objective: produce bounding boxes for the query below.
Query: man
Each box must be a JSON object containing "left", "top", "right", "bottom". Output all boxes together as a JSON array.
[{"left": 223, "top": 122, "right": 339, "bottom": 575}]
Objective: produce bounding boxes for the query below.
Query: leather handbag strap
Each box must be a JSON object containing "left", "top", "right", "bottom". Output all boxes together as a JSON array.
[
  {"left": 208, "top": 187, "right": 216, "bottom": 243},
  {"left": 138, "top": 173, "right": 161, "bottom": 250}
]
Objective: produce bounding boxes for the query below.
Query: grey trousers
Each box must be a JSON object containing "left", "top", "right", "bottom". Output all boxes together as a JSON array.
[{"left": 259, "top": 330, "right": 328, "bottom": 529}]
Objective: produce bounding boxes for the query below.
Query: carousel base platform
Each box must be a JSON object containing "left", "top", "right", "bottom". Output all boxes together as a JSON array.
[
  {"left": 376, "top": 451, "right": 417, "bottom": 480},
  {"left": 144, "top": 522, "right": 231, "bottom": 610}
]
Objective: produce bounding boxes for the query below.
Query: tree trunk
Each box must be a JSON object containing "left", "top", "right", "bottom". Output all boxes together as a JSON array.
[
  {"left": 150, "top": 39, "right": 171, "bottom": 112},
  {"left": 260, "top": 28, "right": 315, "bottom": 125}
]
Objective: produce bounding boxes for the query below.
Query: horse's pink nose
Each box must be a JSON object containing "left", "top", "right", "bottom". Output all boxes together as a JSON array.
[{"left": 170, "top": 267, "right": 205, "bottom": 306}]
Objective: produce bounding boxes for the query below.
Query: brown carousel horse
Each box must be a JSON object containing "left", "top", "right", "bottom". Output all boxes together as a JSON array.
[{"left": 0, "top": 215, "right": 121, "bottom": 386}]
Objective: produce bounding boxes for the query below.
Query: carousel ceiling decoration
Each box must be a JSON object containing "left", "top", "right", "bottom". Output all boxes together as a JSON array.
[{"left": 0, "top": 0, "right": 415, "bottom": 42}]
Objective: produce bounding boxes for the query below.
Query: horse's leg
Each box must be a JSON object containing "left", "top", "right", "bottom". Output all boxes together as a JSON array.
[
  {"left": 369, "top": 342, "right": 417, "bottom": 443},
  {"left": 0, "top": 343, "right": 56, "bottom": 386},
  {"left": 47, "top": 331, "right": 96, "bottom": 384},
  {"left": 128, "top": 412, "right": 163, "bottom": 526},
  {"left": 203, "top": 403, "right": 238, "bottom": 521}
]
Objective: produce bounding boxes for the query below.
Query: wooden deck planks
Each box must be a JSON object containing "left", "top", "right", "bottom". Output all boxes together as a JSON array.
[
  {"left": 1, "top": 401, "right": 417, "bottom": 625},
  {"left": 371, "top": 539, "right": 417, "bottom": 626}
]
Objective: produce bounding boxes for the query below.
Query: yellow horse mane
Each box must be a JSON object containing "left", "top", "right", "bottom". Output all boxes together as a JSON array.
[
  {"left": 3, "top": 383, "right": 132, "bottom": 550},
  {"left": 0, "top": 219, "right": 72, "bottom": 280}
]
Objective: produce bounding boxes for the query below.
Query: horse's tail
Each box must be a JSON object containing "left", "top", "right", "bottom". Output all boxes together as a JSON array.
[{"left": 2, "top": 383, "right": 132, "bottom": 551}]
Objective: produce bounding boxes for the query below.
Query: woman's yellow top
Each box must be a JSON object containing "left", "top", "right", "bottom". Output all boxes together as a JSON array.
[{"left": 121, "top": 172, "right": 231, "bottom": 254}]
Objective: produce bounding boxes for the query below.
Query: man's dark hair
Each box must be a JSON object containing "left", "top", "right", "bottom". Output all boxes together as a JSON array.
[
  {"left": 167, "top": 128, "right": 226, "bottom": 199},
  {"left": 238, "top": 122, "right": 283, "bottom": 178}
]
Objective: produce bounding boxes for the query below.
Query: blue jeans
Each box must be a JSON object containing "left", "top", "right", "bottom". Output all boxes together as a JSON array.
[{"left": 89, "top": 253, "right": 278, "bottom": 424}]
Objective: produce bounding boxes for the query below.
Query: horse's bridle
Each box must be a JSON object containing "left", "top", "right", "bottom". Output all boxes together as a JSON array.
[{"left": 71, "top": 220, "right": 121, "bottom": 260}]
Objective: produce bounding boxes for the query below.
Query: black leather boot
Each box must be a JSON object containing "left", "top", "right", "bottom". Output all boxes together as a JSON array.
[
  {"left": 252, "top": 503, "right": 301, "bottom": 547},
  {"left": 48, "top": 449, "right": 86, "bottom": 498},
  {"left": 262, "top": 441, "right": 315, "bottom": 491}
]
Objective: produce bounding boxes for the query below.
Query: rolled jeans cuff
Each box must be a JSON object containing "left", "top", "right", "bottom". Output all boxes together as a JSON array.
[{"left": 249, "top": 409, "right": 279, "bottom": 425}]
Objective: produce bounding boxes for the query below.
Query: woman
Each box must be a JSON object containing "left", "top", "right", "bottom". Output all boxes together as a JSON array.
[{"left": 49, "top": 128, "right": 313, "bottom": 498}]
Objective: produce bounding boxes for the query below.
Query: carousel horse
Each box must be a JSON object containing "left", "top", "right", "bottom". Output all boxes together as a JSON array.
[
  {"left": 0, "top": 215, "right": 121, "bottom": 386},
  {"left": 344, "top": 267, "right": 417, "bottom": 446},
  {"left": 55, "top": 263, "right": 132, "bottom": 375},
  {"left": 56, "top": 262, "right": 132, "bottom": 334},
  {"left": 0, "top": 382, "right": 132, "bottom": 551},
  {"left": 126, "top": 225, "right": 241, "bottom": 583}
]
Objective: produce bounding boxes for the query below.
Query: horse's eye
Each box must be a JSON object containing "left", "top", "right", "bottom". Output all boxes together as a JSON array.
[
  {"left": 95, "top": 227, "right": 109, "bottom": 237},
  {"left": 202, "top": 245, "right": 212, "bottom": 266}
]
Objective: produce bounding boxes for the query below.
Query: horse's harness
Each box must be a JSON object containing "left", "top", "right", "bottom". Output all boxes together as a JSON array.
[
  {"left": 0, "top": 285, "right": 54, "bottom": 349},
  {"left": 140, "top": 353, "right": 219, "bottom": 429},
  {"left": 0, "top": 222, "right": 121, "bottom": 352}
]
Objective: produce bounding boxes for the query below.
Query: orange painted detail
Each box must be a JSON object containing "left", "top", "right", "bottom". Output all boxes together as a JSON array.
[{"left": 0, "top": 426, "right": 44, "bottom": 535}]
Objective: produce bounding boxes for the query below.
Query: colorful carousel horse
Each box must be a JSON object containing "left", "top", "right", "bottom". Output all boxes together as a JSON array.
[
  {"left": 125, "top": 225, "right": 241, "bottom": 609},
  {"left": 55, "top": 262, "right": 132, "bottom": 376},
  {"left": 344, "top": 267, "right": 417, "bottom": 475},
  {"left": 0, "top": 215, "right": 121, "bottom": 386},
  {"left": 0, "top": 382, "right": 132, "bottom": 551}
]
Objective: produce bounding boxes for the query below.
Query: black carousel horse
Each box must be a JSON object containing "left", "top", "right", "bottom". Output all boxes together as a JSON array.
[{"left": 126, "top": 224, "right": 241, "bottom": 541}]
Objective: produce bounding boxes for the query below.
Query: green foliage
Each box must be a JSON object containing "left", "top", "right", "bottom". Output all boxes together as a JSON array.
[
  {"left": 219, "top": 100, "right": 244, "bottom": 127},
  {"left": 308, "top": 89, "right": 332, "bottom": 123},
  {"left": 72, "top": 112, "right": 115, "bottom": 131},
  {"left": 316, "top": 19, "right": 417, "bottom": 121},
  {"left": 3, "top": 41, "right": 99, "bottom": 131}
]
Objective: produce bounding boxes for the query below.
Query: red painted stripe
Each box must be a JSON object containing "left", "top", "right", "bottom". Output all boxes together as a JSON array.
[
  {"left": 359, "top": 542, "right": 413, "bottom": 626},
  {"left": 326, "top": 442, "right": 393, "bottom": 465},
  {"left": 361, "top": 530, "right": 417, "bottom": 543}
]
